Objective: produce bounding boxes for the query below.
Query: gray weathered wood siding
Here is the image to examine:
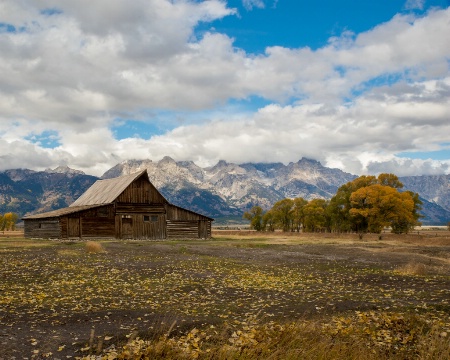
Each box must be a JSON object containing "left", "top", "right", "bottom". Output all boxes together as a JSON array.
[
  {"left": 166, "top": 204, "right": 210, "bottom": 221},
  {"left": 165, "top": 205, "right": 212, "bottom": 239},
  {"left": 166, "top": 220, "right": 199, "bottom": 239},
  {"left": 24, "top": 218, "right": 61, "bottom": 239},
  {"left": 199, "top": 220, "right": 211, "bottom": 239},
  {"left": 166, "top": 220, "right": 211, "bottom": 239}
]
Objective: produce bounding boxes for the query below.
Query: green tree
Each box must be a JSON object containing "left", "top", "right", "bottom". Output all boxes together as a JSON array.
[
  {"left": 262, "top": 210, "right": 275, "bottom": 232},
  {"left": 292, "top": 197, "right": 308, "bottom": 232},
  {"left": 243, "top": 206, "right": 264, "bottom": 231},
  {"left": 328, "top": 176, "right": 377, "bottom": 232},
  {"left": 271, "top": 198, "right": 294, "bottom": 232}
]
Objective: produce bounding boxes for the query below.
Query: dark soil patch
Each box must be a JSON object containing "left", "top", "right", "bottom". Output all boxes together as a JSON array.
[{"left": 1, "top": 234, "right": 450, "bottom": 358}]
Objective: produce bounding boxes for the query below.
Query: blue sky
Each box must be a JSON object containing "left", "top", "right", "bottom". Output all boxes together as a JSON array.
[
  {"left": 0, "top": 0, "right": 449, "bottom": 176},
  {"left": 202, "top": 0, "right": 448, "bottom": 52}
]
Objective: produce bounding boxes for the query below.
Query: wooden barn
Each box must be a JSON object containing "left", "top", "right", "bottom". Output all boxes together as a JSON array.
[{"left": 23, "top": 170, "right": 213, "bottom": 240}]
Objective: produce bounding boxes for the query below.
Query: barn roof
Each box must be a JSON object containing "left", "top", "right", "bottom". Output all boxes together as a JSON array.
[
  {"left": 23, "top": 205, "right": 104, "bottom": 219},
  {"left": 70, "top": 170, "right": 158, "bottom": 207}
]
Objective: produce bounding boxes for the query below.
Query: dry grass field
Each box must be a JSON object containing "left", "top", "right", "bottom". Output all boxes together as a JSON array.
[{"left": 1, "top": 230, "right": 450, "bottom": 359}]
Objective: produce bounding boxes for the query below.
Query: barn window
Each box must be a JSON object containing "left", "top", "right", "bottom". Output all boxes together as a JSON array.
[
  {"left": 39, "top": 222, "right": 57, "bottom": 229},
  {"left": 151, "top": 215, "right": 158, "bottom": 222},
  {"left": 143, "top": 215, "right": 150, "bottom": 222}
]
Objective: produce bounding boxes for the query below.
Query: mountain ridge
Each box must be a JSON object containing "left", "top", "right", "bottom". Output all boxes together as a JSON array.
[{"left": 1, "top": 158, "right": 449, "bottom": 225}]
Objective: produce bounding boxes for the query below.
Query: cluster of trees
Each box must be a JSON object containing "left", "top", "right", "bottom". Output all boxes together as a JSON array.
[
  {"left": 243, "top": 174, "right": 422, "bottom": 234},
  {"left": 0, "top": 212, "right": 19, "bottom": 232}
]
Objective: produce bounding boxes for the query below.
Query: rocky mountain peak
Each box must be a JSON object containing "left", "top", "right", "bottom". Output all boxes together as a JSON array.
[
  {"left": 297, "top": 157, "right": 322, "bottom": 167},
  {"left": 206, "top": 160, "right": 229, "bottom": 172},
  {"left": 45, "top": 166, "right": 85, "bottom": 175},
  {"left": 159, "top": 156, "right": 176, "bottom": 164},
  {"left": 4, "top": 169, "right": 37, "bottom": 182}
]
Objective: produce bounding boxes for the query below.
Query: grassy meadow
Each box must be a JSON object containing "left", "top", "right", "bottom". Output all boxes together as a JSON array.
[{"left": 0, "top": 230, "right": 450, "bottom": 359}]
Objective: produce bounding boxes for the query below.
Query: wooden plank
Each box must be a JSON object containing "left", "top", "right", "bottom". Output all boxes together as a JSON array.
[
  {"left": 81, "top": 218, "right": 115, "bottom": 238},
  {"left": 166, "top": 220, "right": 200, "bottom": 239},
  {"left": 116, "top": 203, "right": 166, "bottom": 214},
  {"left": 24, "top": 219, "right": 61, "bottom": 239}
]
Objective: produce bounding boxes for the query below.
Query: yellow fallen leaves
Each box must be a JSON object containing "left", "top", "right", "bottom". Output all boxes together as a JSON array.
[
  {"left": 1, "top": 239, "right": 450, "bottom": 358},
  {"left": 325, "top": 310, "right": 450, "bottom": 356}
]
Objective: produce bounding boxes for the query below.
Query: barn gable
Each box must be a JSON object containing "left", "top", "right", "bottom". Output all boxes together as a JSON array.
[
  {"left": 23, "top": 170, "right": 213, "bottom": 240},
  {"left": 71, "top": 170, "right": 167, "bottom": 206}
]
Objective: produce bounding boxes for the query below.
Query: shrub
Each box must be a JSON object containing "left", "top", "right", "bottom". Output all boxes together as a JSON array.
[
  {"left": 396, "top": 261, "right": 427, "bottom": 275},
  {"left": 85, "top": 241, "right": 105, "bottom": 254}
]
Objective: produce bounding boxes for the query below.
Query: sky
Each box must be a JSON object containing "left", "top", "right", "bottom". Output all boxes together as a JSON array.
[{"left": 0, "top": 0, "right": 450, "bottom": 177}]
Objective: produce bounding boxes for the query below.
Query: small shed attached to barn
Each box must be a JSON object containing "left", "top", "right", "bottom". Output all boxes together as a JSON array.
[{"left": 23, "top": 170, "right": 213, "bottom": 240}]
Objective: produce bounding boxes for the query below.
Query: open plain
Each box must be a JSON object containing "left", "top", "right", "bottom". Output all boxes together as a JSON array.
[{"left": 1, "top": 230, "right": 450, "bottom": 359}]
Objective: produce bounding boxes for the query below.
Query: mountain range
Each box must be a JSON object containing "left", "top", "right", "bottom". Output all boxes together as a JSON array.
[{"left": 1, "top": 157, "right": 449, "bottom": 225}]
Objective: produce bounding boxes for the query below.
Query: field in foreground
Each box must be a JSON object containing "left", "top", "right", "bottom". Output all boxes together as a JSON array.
[{"left": 1, "top": 231, "right": 450, "bottom": 359}]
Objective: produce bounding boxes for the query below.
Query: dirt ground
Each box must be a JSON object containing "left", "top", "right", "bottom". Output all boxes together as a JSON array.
[{"left": 1, "top": 230, "right": 449, "bottom": 359}]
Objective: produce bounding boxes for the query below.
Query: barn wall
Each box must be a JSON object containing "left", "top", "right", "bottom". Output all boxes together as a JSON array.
[
  {"left": 80, "top": 218, "right": 115, "bottom": 238},
  {"left": 166, "top": 220, "right": 211, "bottom": 239},
  {"left": 116, "top": 213, "right": 166, "bottom": 239},
  {"left": 166, "top": 204, "right": 209, "bottom": 221},
  {"left": 60, "top": 217, "right": 69, "bottom": 238},
  {"left": 199, "top": 220, "right": 211, "bottom": 239},
  {"left": 166, "top": 220, "right": 200, "bottom": 239},
  {"left": 165, "top": 204, "right": 212, "bottom": 239},
  {"left": 116, "top": 177, "right": 167, "bottom": 204},
  {"left": 24, "top": 218, "right": 61, "bottom": 239},
  {"left": 116, "top": 204, "right": 165, "bottom": 214}
]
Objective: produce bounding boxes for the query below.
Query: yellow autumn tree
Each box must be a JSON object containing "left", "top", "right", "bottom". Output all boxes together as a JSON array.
[
  {"left": 303, "top": 199, "right": 329, "bottom": 232},
  {"left": 330, "top": 173, "right": 421, "bottom": 233},
  {"left": 0, "top": 212, "right": 19, "bottom": 232},
  {"left": 349, "top": 184, "right": 419, "bottom": 233}
]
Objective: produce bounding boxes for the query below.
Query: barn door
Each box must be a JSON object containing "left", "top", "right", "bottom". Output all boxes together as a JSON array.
[
  {"left": 121, "top": 217, "right": 133, "bottom": 239},
  {"left": 68, "top": 217, "right": 80, "bottom": 238}
]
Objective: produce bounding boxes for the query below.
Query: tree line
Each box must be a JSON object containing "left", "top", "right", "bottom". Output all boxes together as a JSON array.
[
  {"left": 243, "top": 173, "right": 422, "bottom": 234},
  {"left": 0, "top": 212, "right": 19, "bottom": 232}
]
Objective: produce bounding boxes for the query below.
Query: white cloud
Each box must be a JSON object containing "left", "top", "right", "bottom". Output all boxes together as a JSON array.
[
  {"left": 242, "top": 0, "right": 266, "bottom": 11},
  {"left": 404, "top": 0, "right": 425, "bottom": 10},
  {"left": 0, "top": 2, "right": 449, "bottom": 176}
]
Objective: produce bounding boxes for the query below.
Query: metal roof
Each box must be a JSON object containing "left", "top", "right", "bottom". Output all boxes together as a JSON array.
[
  {"left": 70, "top": 170, "right": 148, "bottom": 207},
  {"left": 22, "top": 205, "right": 104, "bottom": 219}
]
